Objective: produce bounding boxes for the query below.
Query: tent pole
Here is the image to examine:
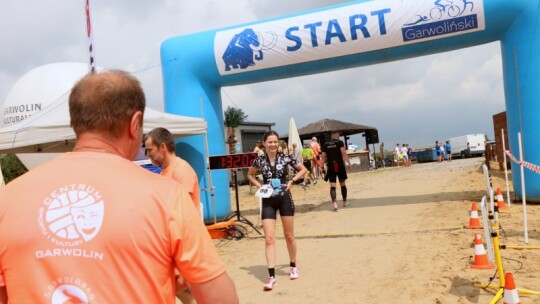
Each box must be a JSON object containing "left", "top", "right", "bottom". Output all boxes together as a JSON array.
[
  {"left": 0, "top": 160, "right": 5, "bottom": 188},
  {"left": 200, "top": 97, "right": 217, "bottom": 224}
]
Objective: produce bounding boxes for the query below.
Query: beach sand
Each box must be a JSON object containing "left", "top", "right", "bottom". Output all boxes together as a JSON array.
[{"left": 209, "top": 158, "right": 540, "bottom": 303}]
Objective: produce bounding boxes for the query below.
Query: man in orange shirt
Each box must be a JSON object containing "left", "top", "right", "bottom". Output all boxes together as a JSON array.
[
  {"left": 144, "top": 127, "right": 201, "bottom": 304},
  {"left": 0, "top": 70, "right": 238, "bottom": 304},
  {"left": 144, "top": 127, "right": 200, "bottom": 213}
]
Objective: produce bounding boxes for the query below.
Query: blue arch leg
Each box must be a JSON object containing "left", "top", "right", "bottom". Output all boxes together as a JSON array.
[
  {"left": 501, "top": 0, "right": 540, "bottom": 201},
  {"left": 161, "top": 59, "right": 232, "bottom": 221}
]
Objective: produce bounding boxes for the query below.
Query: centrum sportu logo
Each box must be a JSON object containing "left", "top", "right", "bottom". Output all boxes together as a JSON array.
[{"left": 37, "top": 184, "right": 104, "bottom": 247}]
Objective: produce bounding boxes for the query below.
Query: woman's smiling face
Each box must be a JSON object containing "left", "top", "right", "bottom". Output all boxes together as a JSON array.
[{"left": 264, "top": 135, "right": 279, "bottom": 153}]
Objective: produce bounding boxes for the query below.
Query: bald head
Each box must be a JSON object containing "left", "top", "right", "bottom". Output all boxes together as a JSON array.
[{"left": 69, "top": 70, "right": 146, "bottom": 138}]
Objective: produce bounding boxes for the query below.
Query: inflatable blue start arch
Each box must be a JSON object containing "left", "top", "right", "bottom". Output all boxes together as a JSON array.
[{"left": 161, "top": 0, "right": 540, "bottom": 220}]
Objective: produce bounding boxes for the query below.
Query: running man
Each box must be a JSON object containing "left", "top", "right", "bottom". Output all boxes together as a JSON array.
[{"left": 321, "top": 131, "right": 352, "bottom": 211}]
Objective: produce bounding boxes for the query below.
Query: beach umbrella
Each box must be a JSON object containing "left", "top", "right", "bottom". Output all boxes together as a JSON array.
[{"left": 288, "top": 117, "right": 302, "bottom": 149}]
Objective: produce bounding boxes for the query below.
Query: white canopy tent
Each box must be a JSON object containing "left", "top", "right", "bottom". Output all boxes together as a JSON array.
[
  {"left": 0, "top": 102, "right": 207, "bottom": 154},
  {"left": 0, "top": 62, "right": 207, "bottom": 154}
]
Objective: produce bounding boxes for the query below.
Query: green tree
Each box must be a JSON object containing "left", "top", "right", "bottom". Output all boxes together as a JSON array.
[
  {"left": 224, "top": 107, "right": 248, "bottom": 154},
  {"left": 0, "top": 154, "right": 28, "bottom": 184}
]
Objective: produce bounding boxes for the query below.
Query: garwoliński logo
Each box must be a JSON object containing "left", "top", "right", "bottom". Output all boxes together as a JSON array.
[
  {"left": 38, "top": 184, "right": 104, "bottom": 246},
  {"left": 401, "top": 0, "right": 479, "bottom": 42},
  {"left": 222, "top": 28, "right": 277, "bottom": 71}
]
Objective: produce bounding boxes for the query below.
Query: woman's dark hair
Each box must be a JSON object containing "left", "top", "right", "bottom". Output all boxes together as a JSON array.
[{"left": 263, "top": 130, "right": 279, "bottom": 142}]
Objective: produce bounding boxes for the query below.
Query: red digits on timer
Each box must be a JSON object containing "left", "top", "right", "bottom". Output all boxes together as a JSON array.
[{"left": 210, "top": 153, "right": 258, "bottom": 170}]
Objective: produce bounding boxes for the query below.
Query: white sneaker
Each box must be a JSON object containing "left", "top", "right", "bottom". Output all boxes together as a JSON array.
[
  {"left": 289, "top": 267, "right": 299, "bottom": 280},
  {"left": 263, "top": 276, "right": 277, "bottom": 291}
]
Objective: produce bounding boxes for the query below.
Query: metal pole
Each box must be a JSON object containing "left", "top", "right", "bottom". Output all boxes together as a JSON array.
[
  {"left": 480, "top": 196, "right": 494, "bottom": 263},
  {"left": 490, "top": 188, "right": 498, "bottom": 224},
  {"left": 501, "top": 128, "right": 511, "bottom": 206},
  {"left": 518, "top": 132, "right": 528, "bottom": 243},
  {"left": 200, "top": 97, "right": 217, "bottom": 224},
  {"left": 482, "top": 164, "right": 492, "bottom": 199},
  {"left": 233, "top": 169, "right": 241, "bottom": 221}
]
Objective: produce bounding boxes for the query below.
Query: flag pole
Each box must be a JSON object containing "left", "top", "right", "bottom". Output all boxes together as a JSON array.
[{"left": 85, "top": 0, "right": 96, "bottom": 74}]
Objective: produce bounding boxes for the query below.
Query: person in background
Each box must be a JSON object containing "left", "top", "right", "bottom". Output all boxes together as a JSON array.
[
  {"left": 144, "top": 127, "right": 202, "bottom": 304},
  {"left": 279, "top": 140, "right": 292, "bottom": 156},
  {"left": 439, "top": 142, "right": 446, "bottom": 162},
  {"left": 291, "top": 142, "right": 303, "bottom": 179},
  {"left": 0, "top": 70, "right": 238, "bottom": 304},
  {"left": 247, "top": 131, "right": 307, "bottom": 291},
  {"left": 301, "top": 144, "right": 316, "bottom": 187},
  {"left": 145, "top": 127, "right": 200, "bottom": 213},
  {"left": 310, "top": 137, "right": 322, "bottom": 179},
  {"left": 253, "top": 140, "right": 265, "bottom": 156},
  {"left": 379, "top": 142, "right": 385, "bottom": 168},
  {"left": 292, "top": 142, "right": 302, "bottom": 162},
  {"left": 407, "top": 144, "right": 413, "bottom": 165},
  {"left": 401, "top": 144, "right": 409, "bottom": 166},
  {"left": 445, "top": 140, "right": 452, "bottom": 162},
  {"left": 321, "top": 131, "right": 352, "bottom": 211},
  {"left": 435, "top": 140, "right": 442, "bottom": 163},
  {"left": 395, "top": 143, "right": 401, "bottom": 167}
]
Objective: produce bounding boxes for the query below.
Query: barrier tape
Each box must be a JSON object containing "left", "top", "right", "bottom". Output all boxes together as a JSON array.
[{"left": 505, "top": 150, "right": 540, "bottom": 174}]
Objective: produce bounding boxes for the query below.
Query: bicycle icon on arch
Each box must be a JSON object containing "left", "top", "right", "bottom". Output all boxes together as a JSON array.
[
  {"left": 403, "top": 0, "right": 476, "bottom": 27},
  {"left": 430, "top": 0, "right": 474, "bottom": 20}
]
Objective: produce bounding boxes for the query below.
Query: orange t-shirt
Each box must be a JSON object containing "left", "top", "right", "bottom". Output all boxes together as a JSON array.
[
  {"left": 311, "top": 142, "right": 321, "bottom": 156},
  {"left": 160, "top": 157, "right": 200, "bottom": 212},
  {"left": 0, "top": 152, "right": 225, "bottom": 303}
]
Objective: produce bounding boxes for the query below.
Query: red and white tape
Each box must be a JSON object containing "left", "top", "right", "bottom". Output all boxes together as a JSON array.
[{"left": 505, "top": 150, "right": 540, "bottom": 174}]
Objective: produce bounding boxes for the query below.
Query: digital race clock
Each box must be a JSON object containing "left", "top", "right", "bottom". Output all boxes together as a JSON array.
[{"left": 208, "top": 153, "right": 258, "bottom": 170}]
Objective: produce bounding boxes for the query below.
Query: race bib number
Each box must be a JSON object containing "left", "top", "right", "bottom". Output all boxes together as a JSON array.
[{"left": 255, "top": 184, "right": 274, "bottom": 198}]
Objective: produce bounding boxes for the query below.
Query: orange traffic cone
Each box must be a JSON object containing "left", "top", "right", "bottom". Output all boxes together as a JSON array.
[
  {"left": 471, "top": 233, "right": 494, "bottom": 269},
  {"left": 467, "top": 202, "right": 482, "bottom": 229},
  {"left": 497, "top": 188, "right": 507, "bottom": 209},
  {"left": 503, "top": 272, "right": 521, "bottom": 304}
]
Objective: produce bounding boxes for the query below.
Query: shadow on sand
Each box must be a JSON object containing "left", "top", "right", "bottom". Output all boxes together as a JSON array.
[
  {"left": 239, "top": 264, "right": 291, "bottom": 282},
  {"left": 449, "top": 275, "right": 481, "bottom": 303},
  {"left": 238, "top": 190, "right": 486, "bottom": 216}
]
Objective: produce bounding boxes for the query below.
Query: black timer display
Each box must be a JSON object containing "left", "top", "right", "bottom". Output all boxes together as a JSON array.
[{"left": 209, "top": 153, "right": 258, "bottom": 170}]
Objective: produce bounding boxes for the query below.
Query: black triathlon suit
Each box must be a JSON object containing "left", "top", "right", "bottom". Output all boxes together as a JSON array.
[
  {"left": 322, "top": 139, "right": 348, "bottom": 183},
  {"left": 252, "top": 153, "right": 298, "bottom": 219}
]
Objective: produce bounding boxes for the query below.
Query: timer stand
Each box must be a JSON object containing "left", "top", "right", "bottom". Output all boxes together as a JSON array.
[
  {"left": 208, "top": 153, "right": 261, "bottom": 235},
  {"left": 230, "top": 169, "right": 261, "bottom": 235}
]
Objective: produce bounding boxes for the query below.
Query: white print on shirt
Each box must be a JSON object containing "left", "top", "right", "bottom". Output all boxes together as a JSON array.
[
  {"left": 44, "top": 276, "right": 96, "bottom": 303},
  {"left": 37, "top": 184, "right": 104, "bottom": 246}
]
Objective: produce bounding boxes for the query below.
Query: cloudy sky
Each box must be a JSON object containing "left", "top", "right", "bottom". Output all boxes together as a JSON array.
[{"left": 0, "top": 0, "right": 505, "bottom": 150}]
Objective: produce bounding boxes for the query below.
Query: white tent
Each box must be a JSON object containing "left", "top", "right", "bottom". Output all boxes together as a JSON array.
[
  {"left": 0, "top": 62, "right": 206, "bottom": 154},
  {"left": 0, "top": 101, "right": 207, "bottom": 154}
]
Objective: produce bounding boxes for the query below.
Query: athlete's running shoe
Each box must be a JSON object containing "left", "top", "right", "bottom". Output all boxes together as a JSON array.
[
  {"left": 343, "top": 201, "right": 350, "bottom": 207},
  {"left": 263, "top": 277, "right": 277, "bottom": 291},
  {"left": 290, "top": 267, "right": 299, "bottom": 280}
]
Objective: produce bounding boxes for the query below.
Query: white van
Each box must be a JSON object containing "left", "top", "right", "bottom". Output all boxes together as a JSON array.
[{"left": 447, "top": 134, "right": 486, "bottom": 158}]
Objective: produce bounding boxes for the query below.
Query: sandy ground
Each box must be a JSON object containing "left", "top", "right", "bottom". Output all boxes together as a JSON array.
[{"left": 209, "top": 158, "right": 540, "bottom": 304}]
